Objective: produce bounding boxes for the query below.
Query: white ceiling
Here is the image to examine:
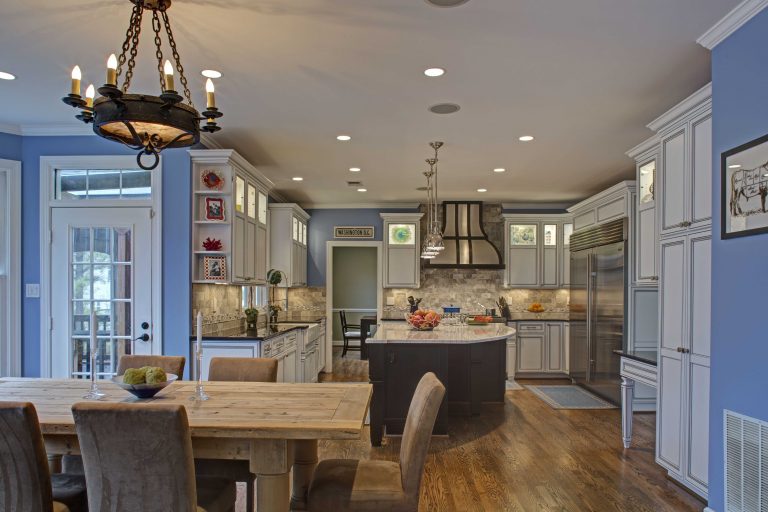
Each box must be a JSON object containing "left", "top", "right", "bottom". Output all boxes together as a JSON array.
[{"left": 0, "top": 0, "right": 739, "bottom": 205}]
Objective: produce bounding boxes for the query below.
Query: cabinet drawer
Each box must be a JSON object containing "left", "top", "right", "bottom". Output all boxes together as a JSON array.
[
  {"left": 262, "top": 341, "right": 272, "bottom": 357},
  {"left": 620, "top": 358, "right": 657, "bottom": 387},
  {"left": 517, "top": 322, "right": 545, "bottom": 333}
]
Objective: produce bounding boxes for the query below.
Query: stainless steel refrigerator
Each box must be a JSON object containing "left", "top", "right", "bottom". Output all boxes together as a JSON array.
[{"left": 569, "top": 218, "right": 627, "bottom": 404}]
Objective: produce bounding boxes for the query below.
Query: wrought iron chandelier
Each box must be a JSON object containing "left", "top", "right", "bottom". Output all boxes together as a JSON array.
[
  {"left": 421, "top": 141, "right": 445, "bottom": 259},
  {"left": 62, "top": 0, "right": 223, "bottom": 170}
]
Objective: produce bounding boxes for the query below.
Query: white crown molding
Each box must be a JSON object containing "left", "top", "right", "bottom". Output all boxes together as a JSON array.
[
  {"left": 626, "top": 134, "right": 660, "bottom": 159},
  {"left": 20, "top": 123, "right": 94, "bottom": 136},
  {"left": 647, "top": 83, "right": 712, "bottom": 133},
  {"left": 199, "top": 133, "right": 223, "bottom": 150},
  {"left": 697, "top": 0, "right": 768, "bottom": 49},
  {"left": 0, "top": 123, "right": 22, "bottom": 136},
  {"left": 300, "top": 202, "right": 421, "bottom": 210},
  {"left": 501, "top": 201, "right": 572, "bottom": 211}
]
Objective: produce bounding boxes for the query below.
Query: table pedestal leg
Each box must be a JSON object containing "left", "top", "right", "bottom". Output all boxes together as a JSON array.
[
  {"left": 621, "top": 377, "right": 635, "bottom": 449},
  {"left": 47, "top": 454, "right": 62, "bottom": 474},
  {"left": 250, "top": 439, "right": 294, "bottom": 512},
  {"left": 290, "top": 440, "right": 318, "bottom": 511}
]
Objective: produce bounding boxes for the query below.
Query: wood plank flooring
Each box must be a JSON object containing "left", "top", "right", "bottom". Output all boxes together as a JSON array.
[{"left": 317, "top": 348, "right": 705, "bottom": 512}]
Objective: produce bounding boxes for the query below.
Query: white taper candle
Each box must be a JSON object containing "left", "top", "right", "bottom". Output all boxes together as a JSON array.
[
  {"left": 196, "top": 311, "right": 203, "bottom": 355},
  {"left": 90, "top": 310, "right": 97, "bottom": 354}
]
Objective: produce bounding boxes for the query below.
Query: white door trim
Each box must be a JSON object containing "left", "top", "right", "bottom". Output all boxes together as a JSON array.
[
  {"left": 0, "top": 159, "right": 22, "bottom": 376},
  {"left": 324, "top": 241, "right": 383, "bottom": 372},
  {"left": 39, "top": 155, "right": 163, "bottom": 377}
]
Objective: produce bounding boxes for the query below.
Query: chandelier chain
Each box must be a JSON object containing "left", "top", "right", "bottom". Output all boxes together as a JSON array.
[
  {"left": 162, "top": 10, "right": 194, "bottom": 108},
  {"left": 122, "top": 6, "right": 143, "bottom": 92},
  {"left": 116, "top": 3, "right": 139, "bottom": 81},
  {"left": 151, "top": 11, "right": 166, "bottom": 93}
]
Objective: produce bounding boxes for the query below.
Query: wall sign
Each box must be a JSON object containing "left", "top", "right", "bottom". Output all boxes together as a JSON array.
[{"left": 334, "top": 226, "right": 375, "bottom": 239}]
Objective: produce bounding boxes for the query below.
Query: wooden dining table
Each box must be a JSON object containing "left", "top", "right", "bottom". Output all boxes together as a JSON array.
[{"left": 0, "top": 378, "right": 372, "bottom": 512}]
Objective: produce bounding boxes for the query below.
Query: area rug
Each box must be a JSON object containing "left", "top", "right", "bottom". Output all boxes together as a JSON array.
[
  {"left": 525, "top": 385, "right": 617, "bottom": 409},
  {"left": 505, "top": 380, "right": 524, "bottom": 391}
]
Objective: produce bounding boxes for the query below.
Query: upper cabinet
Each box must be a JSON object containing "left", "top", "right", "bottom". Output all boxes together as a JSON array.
[
  {"left": 627, "top": 136, "right": 661, "bottom": 285},
  {"left": 567, "top": 181, "right": 635, "bottom": 232},
  {"left": 190, "top": 149, "right": 273, "bottom": 285},
  {"left": 269, "top": 204, "right": 310, "bottom": 287},
  {"left": 503, "top": 215, "right": 571, "bottom": 289},
  {"left": 649, "top": 84, "right": 712, "bottom": 237},
  {"left": 381, "top": 213, "right": 423, "bottom": 289}
]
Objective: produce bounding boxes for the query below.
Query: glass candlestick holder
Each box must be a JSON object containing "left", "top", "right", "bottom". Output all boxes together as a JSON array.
[
  {"left": 82, "top": 350, "right": 107, "bottom": 400},
  {"left": 190, "top": 351, "right": 209, "bottom": 401}
]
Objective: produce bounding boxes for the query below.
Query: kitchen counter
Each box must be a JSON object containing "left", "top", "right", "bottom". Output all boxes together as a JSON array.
[
  {"left": 369, "top": 322, "right": 516, "bottom": 344},
  {"left": 190, "top": 322, "right": 317, "bottom": 342},
  {"left": 507, "top": 312, "right": 570, "bottom": 321}
]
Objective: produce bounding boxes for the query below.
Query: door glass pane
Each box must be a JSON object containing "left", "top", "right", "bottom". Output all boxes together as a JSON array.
[
  {"left": 510, "top": 224, "right": 537, "bottom": 245},
  {"left": 55, "top": 169, "right": 152, "bottom": 200},
  {"left": 563, "top": 223, "right": 574, "bottom": 246},
  {"left": 235, "top": 177, "right": 245, "bottom": 213},
  {"left": 302, "top": 222, "right": 307, "bottom": 245},
  {"left": 544, "top": 224, "right": 557, "bottom": 246},
  {"left": 88, "top": 170, "right": 121, "bottom": 199},
  {"left": 639, "top": 160, "right": 655, "bottom": 204},
  {"left": 293, "top": 217, "right": 298, "bottom": 241},
  {"left": 389, "top": 224, "right": 415, "bottom": 245},
  {"left": 69, "top": 226, "right": 134, "bottom": 379},
  {"left": 247, "top": 184, "right": 257, "bottom": 219},
  {"left": 258, "top": 192, "right": 267, "bottom": 224},
  {"left": 120, "top": 170, "right": 151, "bottom": 198},
  {"left": 57, "top": 171, "right": 88, "bottom": 200}
]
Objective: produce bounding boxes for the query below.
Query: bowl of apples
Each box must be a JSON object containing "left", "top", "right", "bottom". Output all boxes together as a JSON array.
[{"left": 405, "top": 310, "right": 441, "bottom": 331}]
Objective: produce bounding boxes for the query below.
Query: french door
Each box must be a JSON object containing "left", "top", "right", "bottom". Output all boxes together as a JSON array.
[{"left": 50, "top": 207, "right": 154, "bottom": 378}]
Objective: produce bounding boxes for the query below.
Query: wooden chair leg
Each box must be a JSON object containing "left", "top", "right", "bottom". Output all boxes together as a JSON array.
[{"left": 342, "top": 337, "right": 348, "bottom": 358}]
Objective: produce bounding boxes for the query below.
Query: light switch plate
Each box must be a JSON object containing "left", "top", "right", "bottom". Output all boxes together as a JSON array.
[
  {"left": 26, "top": 284, "right": 40, "bottom": 298},
  {"left": 386, "top": 296, "right": 395, "bottom": 306}
]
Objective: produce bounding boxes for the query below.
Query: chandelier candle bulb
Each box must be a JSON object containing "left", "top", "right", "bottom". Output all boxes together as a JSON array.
[
  {"left": 163, "top": 59, "right": 175, "bottom": 91},
  {"left": 85, "top": 84, "right": 95, "bottom": 108},
  {"left": 106, "top": 54, "right": 117, "bottom": 86},
  {"left": 205, "top": 78, "right": 216, "bottom": 109},
  {"left": 70, "top": 66, "right": 81, "bottom": 96}
]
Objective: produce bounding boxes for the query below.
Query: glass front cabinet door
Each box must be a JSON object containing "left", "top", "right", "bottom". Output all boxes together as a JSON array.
[{"left": 381, "top": 213, "right": 423, "bottom": 288}]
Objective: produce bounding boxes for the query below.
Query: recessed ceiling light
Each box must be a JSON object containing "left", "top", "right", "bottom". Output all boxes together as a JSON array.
[
  {"left": 337, "top": 135, "right": 351, "bottom": 141},
  {"left": 201, "top": 70, "right": 222, "bottom": 79},
  {"left": 349, "top": 167, "right": 361, "bottom": 172},
  {"left": 0, "top": 71, "right": 16, "bottom": 80},
  {"left": 429, "top": 103, "right": 461, "bottom": 115},
  {"left": 425, "top": 0, "right": 470, "bottom": 7},
  {"left": 424, "top": 68, "right": 445, "bottom": 77},
  {"left": 729, "top": 164, "right": 742, "bottom": 169},
  {"left": 292, "top": 177, "right": 303, "bottom": 181},
  {"left": 764, "top": 173, "right": 768, "bottom": 177},
  {"left": 357, "top": 188, "right": 367, "bottom": 192},
  {"left": 493, "top": 168, "right": 506, "bottom": 173},
  {"left": 519, "top": 135, "right": 534, "bottom": 142},
  {"left": 477, "top": 188, "right": 487, "bottom": 193}
]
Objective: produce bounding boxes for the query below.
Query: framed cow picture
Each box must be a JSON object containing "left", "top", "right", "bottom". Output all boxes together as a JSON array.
[{"left": 722, "top": 133, "right": 768, "bottom": 239}]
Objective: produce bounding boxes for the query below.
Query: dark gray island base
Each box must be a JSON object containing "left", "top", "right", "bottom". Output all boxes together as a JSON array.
[{"left": 367, "top": 323, "right": 516, "bottom": 446}]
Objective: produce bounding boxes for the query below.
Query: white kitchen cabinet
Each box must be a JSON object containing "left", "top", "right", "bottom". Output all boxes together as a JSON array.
[
  {"left": 561, "top": 222, "right": 573, "bottom": 287},
  {"left": 269, "top": 204, "right": 310, "bottom": 287},
  {"left": 190, "top": 149, "right": 273, "bottom": 285},
  {"left": 627, "top": 136, "right": 660, "bottom": 285},
  {"left": 514, "top": 321, "right": 568, "bottom": 375},
  {"left": 503, "top": 215, "right": 571, "bottom": 289},
  {"left": 381, "top": 213, "right": 423, "bottom": 288},
  {"left": 567, "top": 181, "right": 634, "bottom": 233},
  {"left": 197, "top": 341, "right": 260, "bottom": 381},
  {"left": 651, "top": 85, "right": 712, "bottom": 238},
  {"left": 656, "top": 231, "right": 711, "bottom": 498}
]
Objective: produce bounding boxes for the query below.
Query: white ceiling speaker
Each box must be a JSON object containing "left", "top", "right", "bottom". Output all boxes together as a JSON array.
[
  {"left": 425, "top": 0, "right": 470, "bottom": 7},
  {"left": 429, "top": 103, "right": 461, "bottom": 114}
]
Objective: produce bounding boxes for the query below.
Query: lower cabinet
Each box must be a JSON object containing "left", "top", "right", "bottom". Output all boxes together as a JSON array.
[{"left": 514, "top": 321, "right": 568, "bottom": 376}]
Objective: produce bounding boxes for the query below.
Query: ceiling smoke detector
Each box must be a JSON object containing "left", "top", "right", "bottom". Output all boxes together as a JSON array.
[
  {"left": 425, "top": 0, "right": 470, "bottom": 7},
  {"left": 429, "top": 103, "right": 461, "bottom": 115}
]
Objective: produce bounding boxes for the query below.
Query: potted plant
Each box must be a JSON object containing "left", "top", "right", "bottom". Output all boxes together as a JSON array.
[
  {"left": 244, "top": 308, "right": 259, "bottom": 335},
  {"left": 266, "top": 269, "right": 284, "bottom": 324}
]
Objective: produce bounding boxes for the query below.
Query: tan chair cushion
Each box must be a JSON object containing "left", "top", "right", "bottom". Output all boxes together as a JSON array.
[
  {"left": 53, "top": 501, "right": 71, "bottom": 512},
  {"left": 116, "top": 355, "right": 186, "bottom": 379},
  {"left": 307, "top": 459, "right": 412, "bottom": 512},
  {"left": 207, "top": 357, "right": 277, "bottom": 383}
]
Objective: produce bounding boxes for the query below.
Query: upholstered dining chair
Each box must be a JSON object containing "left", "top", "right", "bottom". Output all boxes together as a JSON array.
[
  {"left": 306, "top": 372, "right": 446, "bottom": 512},
  {"left": 72, "top": 402, "right": 236, "bottom": 512},
  {"left": 195, "top": 357, "right": 278, "bottom": 512},
  {"left": 0, "top": 401, "right": 88, "bottom": 512},
  {"left": 339, "top": 310, "right": 362, "bottom": 358},
  {"left": 116, "top": 354, "right": 186, "bottom": 378}
]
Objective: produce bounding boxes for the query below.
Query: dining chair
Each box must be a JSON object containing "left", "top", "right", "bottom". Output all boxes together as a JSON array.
[
  {"left": 339, "top": 310, "right": 362, "bottom": 358},
  {"left": 195, "top": 357, "right": 278, "bottom": 512},
  {"left": 306, "top": 372, "right": 446, "bottom": 512},
  {"left": 0, "top": 401, "right": 88, "bottom": 512},
  {"left": 116, "top": 354, "right": 186, "bottom": 378},
  {"left": 72, "top": 402, "right": 236, "bottom": 512}
]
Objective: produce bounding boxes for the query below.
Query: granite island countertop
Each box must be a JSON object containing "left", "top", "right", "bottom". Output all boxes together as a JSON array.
[
  {"left": 190, "top": 321, "right": 320, "bottom": 342},
  {"left": 506, "top": 311, "right": 570, "bottom": 321},
  {"left": 369, "top": 322, "right": 516, "bottom": 345}
]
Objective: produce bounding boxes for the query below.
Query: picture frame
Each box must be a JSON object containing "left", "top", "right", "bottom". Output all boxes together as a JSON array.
[
  {"left": 205, "top": 197, "right": 225, "bottom": 221},
  {"left": 201, "top": 169, "right": 225, "bottom": 190},
  {"left": 203, "top": 255, "right": 227, "bottom": 281},
  {"left": 721, "top": 132, "right": 768, "bottom": 239}
]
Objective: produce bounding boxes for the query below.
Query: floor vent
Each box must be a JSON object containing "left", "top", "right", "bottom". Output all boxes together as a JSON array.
[{"left": 725, "top": 410, "right": 768, "bottom": 512}]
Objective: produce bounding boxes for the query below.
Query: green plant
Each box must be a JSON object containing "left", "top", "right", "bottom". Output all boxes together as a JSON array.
[
  {"left": 267, "top": 269, "right": 284, "bottom": 286},
  {"left": 244, "top": 308, "right": 259, "bottom": 320}
]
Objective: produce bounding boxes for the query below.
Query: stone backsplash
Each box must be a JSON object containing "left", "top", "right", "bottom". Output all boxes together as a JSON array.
[
  {"left": 286, "top": 287, "right": 327, "bottom": 312},
  {"left": 191, "top": 283, "right": 266, "bottom": 336}
]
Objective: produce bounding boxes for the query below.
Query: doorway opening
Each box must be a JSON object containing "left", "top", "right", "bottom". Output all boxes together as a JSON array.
[
  {"left": 0, "top": 159, "right": 21, "bottom": 377},
  {"left": 325, "top": 242, "right": 382, "bottom": 373}
]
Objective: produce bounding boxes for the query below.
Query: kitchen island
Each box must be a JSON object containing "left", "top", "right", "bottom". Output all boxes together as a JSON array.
[{"left": 367, "top": 322, "right": 516, "bottom": 446}]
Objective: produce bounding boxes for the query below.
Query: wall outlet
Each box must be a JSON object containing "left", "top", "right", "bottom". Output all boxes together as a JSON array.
[
  {"left": 386, "top": 296, "right": 395, "bottom": 306},
  {"left": 25, "top": 283, "right": 40, "bottom": 298}
]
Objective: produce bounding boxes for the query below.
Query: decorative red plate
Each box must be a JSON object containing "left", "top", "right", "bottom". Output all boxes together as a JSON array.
[{"left": 201, "top": 170, "right": 224, "bottom": 190}]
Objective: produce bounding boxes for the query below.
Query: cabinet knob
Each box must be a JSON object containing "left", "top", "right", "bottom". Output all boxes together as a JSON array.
[{"left": 650, "top": 276, "right": 659, "bottom": 281}]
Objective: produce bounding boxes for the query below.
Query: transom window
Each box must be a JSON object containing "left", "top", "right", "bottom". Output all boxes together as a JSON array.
[{"left": 55, "top": 169, "right": 152, "bottom": 200}]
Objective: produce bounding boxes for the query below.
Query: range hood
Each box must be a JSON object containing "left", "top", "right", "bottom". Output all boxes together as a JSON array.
[{"left": 426, "top": 201, "right": 504, "bottom": 269}]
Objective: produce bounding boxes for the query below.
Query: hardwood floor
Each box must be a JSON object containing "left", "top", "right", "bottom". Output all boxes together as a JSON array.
[{"left": 318, "top": 348, "right": 705, "bottom": 512}]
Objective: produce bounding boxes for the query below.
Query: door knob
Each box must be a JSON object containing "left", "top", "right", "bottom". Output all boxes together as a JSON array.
[
  {"left": 135, "top": 334, "right": 150, "bottom": 342},
  {"left": 141, "top": 322, "right": 150, "bottom": 330}
]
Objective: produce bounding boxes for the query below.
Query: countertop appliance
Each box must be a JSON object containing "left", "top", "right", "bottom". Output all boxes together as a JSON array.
[{"left": 569, "top": 218, "right": 628, "bottom": 404}]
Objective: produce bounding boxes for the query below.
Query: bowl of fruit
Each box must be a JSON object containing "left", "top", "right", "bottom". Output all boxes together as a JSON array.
[
  {"left": 467, "top": 315, "right": 494, "bottom": 325},
  {"left": 527, "top": 303, "right": 546, "bottom": 314},
  {"left": 405, "top": 310, "right": 441, "bottom": 331},
  {"left": 112, "top": 366, "right": 178, "bottom": 399}
]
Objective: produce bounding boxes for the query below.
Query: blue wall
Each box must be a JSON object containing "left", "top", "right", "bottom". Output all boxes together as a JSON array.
[
  {"left": 0, "top": 132, "right": 22, "bottom": 161},
  {"left": 709, "top": 10, "right": 768, "bottom": 510},
  {"left": 305, "top": 208, "right": 418, "bottom": 287},
  {"left": 15, "top": 135, "right": 193, "bottom": 377}
]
